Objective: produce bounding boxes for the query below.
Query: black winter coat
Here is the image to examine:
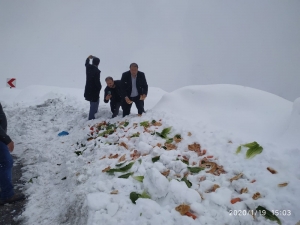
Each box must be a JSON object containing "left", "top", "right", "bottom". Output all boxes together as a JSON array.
[
  {"left": 121, "top": 71, "right": 148, "bottom": 99},
  {"left": 84, "top": 57, "right": 102, "bottom": 102},
  {"left": 104, "top": 80, "right": 122, "bottom": 103},
  {"left": 0, "top": 103, "right": 12, "bottom": 145}
]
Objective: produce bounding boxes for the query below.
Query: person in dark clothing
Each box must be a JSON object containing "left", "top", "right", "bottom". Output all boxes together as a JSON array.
[
  {"left": 84, "top": 55, "right": 102, "bottom": 120},
  {"left": 121, "top": 63, "right": 148, "bottom": 117},
  {"left": 104, "top": 77, "right": 123, "bottom": 118},
  {"left": 0, "top": 103, "right": 25, "bottom": 205}
]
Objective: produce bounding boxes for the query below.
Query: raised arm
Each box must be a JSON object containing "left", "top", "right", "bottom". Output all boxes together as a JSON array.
[{"left": 85, "top": 55, "right": 93, "bottom": 67}]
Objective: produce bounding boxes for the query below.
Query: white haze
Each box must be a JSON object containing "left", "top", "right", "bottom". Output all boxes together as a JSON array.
[{"left": 0, "top": 0, "right": 300, "bottom": 101}]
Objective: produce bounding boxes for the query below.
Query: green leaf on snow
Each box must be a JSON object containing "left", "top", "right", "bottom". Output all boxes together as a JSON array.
[
  {"left": 140, "top": 121, "right": 150, "bottom": 127},
  {"left": 181, "top": 177, "right": 192, "bottom": 188},
  {"left": 246, "top": 146, "right": 263, "bottom": 159},
  {"left": 130, "top": 191, "right": 151, "bottom": 204},
  {"left": 152, "top": 156, "right": 160, "bottom": 163},
  {"left": 118, "top": 172, "right": 134, "bottom": 179},
  {"left": 106, "top": 162, "right": 135, "bottom": 175},
  {"left": 236, "top": 145, "right": 242, "bottom": 154},
  {"left": 156, "top": 127, "right": 172, "bottom": 139},
  {"left": 187, "top": 167, "right": 204, "bottom": 174},
  {"left": 133, "top": 176, "right": 144, "bottom": 182},
  {"left": 256, "top": 206, "right": 281, "bottom": 225}
]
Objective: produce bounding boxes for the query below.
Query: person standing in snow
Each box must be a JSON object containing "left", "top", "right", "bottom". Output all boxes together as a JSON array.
[
  {"left": 0, "top": 103, "right": 25, "bottom": 205},
  {"left": 104, "top": 77, "right": 123, "bottom": 118},
  {"left": 84, "top": 55, "right": 102, "bottom": 120},
  {"left": 121, "top": 63, "right": 148, "bottom": 117}
]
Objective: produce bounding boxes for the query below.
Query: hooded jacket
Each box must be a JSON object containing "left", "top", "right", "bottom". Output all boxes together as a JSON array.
[
  {"left": 84, "top": 57, "right": 102, "bottom": 102},
  {"left": 0, "top": 103, "right": 12, "bottom": 145}
]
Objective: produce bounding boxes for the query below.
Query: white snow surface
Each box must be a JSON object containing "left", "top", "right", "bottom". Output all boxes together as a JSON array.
[{"left": 0, "top": 84, "right": 300, "bottom": 225}]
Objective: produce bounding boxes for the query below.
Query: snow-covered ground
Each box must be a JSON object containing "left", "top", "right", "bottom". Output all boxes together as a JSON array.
[{"left": 0, "top": 84, "right": 299, "bottom": 225}]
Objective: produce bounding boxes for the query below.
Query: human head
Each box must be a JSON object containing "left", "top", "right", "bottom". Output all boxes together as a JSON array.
[
  {"left": 105, "top": 76, "right": 114, "bottom": 88},
  {"left": 92, "top": 57, "right": 100, "bottom": 66},
  {"left": 129, "top": 63, "right": 138, "bottom": 76}
]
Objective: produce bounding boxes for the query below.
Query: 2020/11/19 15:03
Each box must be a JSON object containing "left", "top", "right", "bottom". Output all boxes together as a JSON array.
[
  {"left": 271, "top": 210, "right": 292, "bottom": 216},
  {"left": 229, "top": 209, "right": 292, "bottom": 216}
]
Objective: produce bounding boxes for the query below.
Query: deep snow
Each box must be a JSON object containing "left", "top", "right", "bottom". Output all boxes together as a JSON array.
[{"left": 0, "top": 84, "right": 299, "bottom": 225}]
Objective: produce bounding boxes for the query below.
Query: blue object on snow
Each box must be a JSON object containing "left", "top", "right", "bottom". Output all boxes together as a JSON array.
[{"left": 58, "top": 131, "right": 69, "bottom": 136}]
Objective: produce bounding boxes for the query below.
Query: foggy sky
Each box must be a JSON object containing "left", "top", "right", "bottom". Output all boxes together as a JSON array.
[{"left": 1, "top": 0, "right": 299, "bottom": 101}]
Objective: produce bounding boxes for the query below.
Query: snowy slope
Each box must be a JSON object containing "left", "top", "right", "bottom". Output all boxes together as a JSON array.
[{"left": 0, "top": 85, "right": 299, "bottom": 225}]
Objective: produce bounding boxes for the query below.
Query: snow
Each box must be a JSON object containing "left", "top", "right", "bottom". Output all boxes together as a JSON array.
[{"left": 0, "top": 84, "right": 300, "bottom": 225}]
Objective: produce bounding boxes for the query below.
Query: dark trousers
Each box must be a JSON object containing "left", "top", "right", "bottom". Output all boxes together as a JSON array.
[
  {"left": 110, "top": 101, "right": 122, "bottom": 118},
  {"left": 0, "top": 141, "right": 14, "bottom": 200},
  {"left": 122, "top": 96, "right": 145, "bottom": 117},
  {"left": 88, "top": 100, "right": 99, "bottom": 120}
]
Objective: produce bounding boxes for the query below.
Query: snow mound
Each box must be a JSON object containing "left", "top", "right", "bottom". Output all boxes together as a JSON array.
[{"left": 153, "top": 84, "right": 295, "bottom": 143}]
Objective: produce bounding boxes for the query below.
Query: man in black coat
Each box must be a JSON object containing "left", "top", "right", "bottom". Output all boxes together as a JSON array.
[
  {"left": 104, "top": 77, "right": 123, "bottom": 118},
  {"left": 0, "top": 103, "right": 25, "bottom": 205},
  {"left": 121, "top": 63, "right": 148, "bottom": 117},
  {"left": 84, "top": 55, "right": 102, "bottom": 120}
]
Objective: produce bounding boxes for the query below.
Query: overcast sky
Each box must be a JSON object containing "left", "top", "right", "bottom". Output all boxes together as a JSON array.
[{"left": 1, "top": 0, "right": 299, "bottom": 101}]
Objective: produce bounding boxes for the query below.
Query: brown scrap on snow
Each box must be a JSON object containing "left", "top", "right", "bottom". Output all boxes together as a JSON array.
[
  {"left": 161, "top": 170, "right": 170, "bottom": 177},
  {"left": 99, "top": 156, "right": 106, "bottom": 160},
  {"left": 240, "top": 187, "right": 248, "bottom": 194},
  {"left": 199, "top": 176, "right": 206, "bottom": 182},
  {"left": 152, "top": 121, "right": 162, "bottom": 126},
  {"left": 267, "top": 167, "right": 277, "bottom": 174},
  {"left": 230, "top": 173, "right": 243, "bottom": 182},
  {"left": 187, "top": 132, "right": 192, "bottom": 136},
  {"left": 175, "top": 174, "right": 181, "bottom": 178},
  {"left": 102, "top": 166, "right": 111, "bottom": 172},
  {"left": 183, "top": 172, "right": 190, "bottom": 178},
  {"left": 110, "top": 190, "right": 119, "bottom": 194},
  {"left": 278, "top": 182, "right": 288, "bottom": 187},
  {"left": 188, "top": 143, "right": 207, "bottom": 156},
  {"left": 119, "top": 142, "right": 128, "bottom": 149},
  {"left": 188, "top": 143, "right": 201, "bottom": 152},
  {"left": 199, "top": 158, "right": 226, "bottom": 176},
  {"left": 119, "top": 121, "right": 125, "bottom": 126},
  {"left": 165, "top": 143, "right": 177, "bottom": 150},
  {"left": 205, "top": 184, "right": 220, "bottom": 193},
  {"left": 175, "top": 204, "right": 190, "bottom": 215},
  {"left": 108, "top": 154, "right": 119, "bottom": 159},
  {"left": 228, "top": 140, "right": 233, "bottom": 143},
  {"left": 252, "top": 192, "right": 261, "bottom": 200},
  {"left": 174, "top": 136, "right": 182, "bottom": 143},
  {"left": 157, "top": 143, "right": 162, "bottom": 148},
  {"left": 130, "top": 150, "right": 141, "bottom": 160},
  {"left": 192, "top": 162, "right": 197, "bottom": 166},
  {"left": 118, "top": 154, "right": 126, "bottom": 162}
]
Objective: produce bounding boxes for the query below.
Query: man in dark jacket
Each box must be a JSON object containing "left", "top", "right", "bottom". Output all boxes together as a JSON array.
[
  {"left": 84, "top": 55, "right": 102, "bottom": 120},
  {"left": 121, "top": 63, "right": 148, "bottom": 117},
  {"left": 0, "top": 103, "right": 25, "bottom": 205},
  {"left": 104, "top": 77, "right": 123, "bottom": 118}
]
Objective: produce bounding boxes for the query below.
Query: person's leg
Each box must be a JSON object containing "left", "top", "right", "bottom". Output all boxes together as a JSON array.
[
  {"left": 0, "top": 142, "right": 14, "bottom": 201},
  {"left": 132, "top": 96, "right": 144, "bottom": 115},
  {"left": 112, "top": 102, "right": 121, "bottom": 118},
  {"left": 88, "top": 100, "right": 99, "bottom": 120},
  {"left": 122, "top": 100, "right": 132, "bottom": 117},
  {"left": 95, "top": 99, "right": 100, "bottom": 113}
]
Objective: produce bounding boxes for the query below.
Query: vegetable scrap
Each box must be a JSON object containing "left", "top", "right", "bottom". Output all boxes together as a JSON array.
[
  {"left": 252, "top": 192, "right": 262, "bottom": 200},
  {"left": 230, "top": 173, "right": 243, "bottom": 182},
  {"left": 230, "top": 197, "right": 242, "bottom": 204},
  {"left": 267, "top": 167, "right": 277, "bottom": 174},
  {"left": 278, "top": 182, "right": 288, "bottom": 187}
]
